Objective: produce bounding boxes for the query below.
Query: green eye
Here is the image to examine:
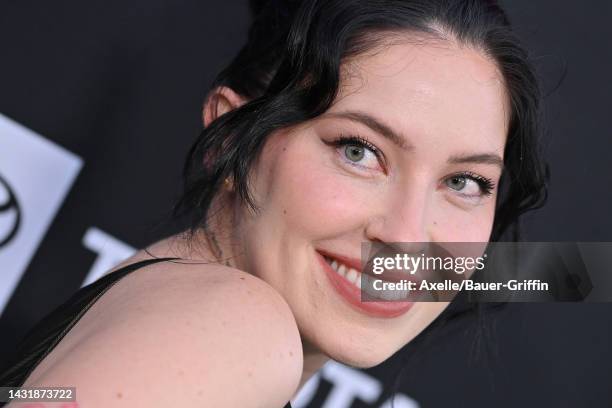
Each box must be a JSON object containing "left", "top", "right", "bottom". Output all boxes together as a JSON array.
[
  {"left": 328, "top": 135, "right": 385, "bottom": 173},
  {"left": 345, "top": 145, "right": 365, "bottom": 162},
  {"left": 444, "top": 173, "right": 495, "bottom": 198},
  {"left": 446, "top": 176, "right": 466, "bottom": 191}
]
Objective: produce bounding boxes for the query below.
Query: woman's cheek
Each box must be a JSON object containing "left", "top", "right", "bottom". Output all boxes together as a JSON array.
[
  {"left": 432, "top": 202, "right": 496, "bottom": 242},
  {"left": 276, "top": 156, "right": 373, "bottom": 236}
]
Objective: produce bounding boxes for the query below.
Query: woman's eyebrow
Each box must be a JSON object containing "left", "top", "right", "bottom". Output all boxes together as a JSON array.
[
  {"left": 325, "top": 111, "right": 504, "bottom": 169},
  {"left": 447, "top": 153, "right": 504, "bottom": 169},
  {"left": 325, "top": 110, "right": 414, "bottom": 151}
]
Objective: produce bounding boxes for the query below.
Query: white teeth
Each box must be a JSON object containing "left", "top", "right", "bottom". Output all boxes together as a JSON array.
[
  {"left": 324, "top": 256, "right": 362, "bottom": 290},
  {"left": 324, "top": 256, "right": 411, "bottom": 300},
  {"left": 346, "top": 268, "right": 358, "bottom": 284}
]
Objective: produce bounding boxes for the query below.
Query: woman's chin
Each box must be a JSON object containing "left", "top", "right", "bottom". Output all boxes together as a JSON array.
[
  {"left": 318, "top": 336, "right": 405, "bottom": 369},
  {"left": 328, "top": 347, "right": 398, "bottom": 369}
]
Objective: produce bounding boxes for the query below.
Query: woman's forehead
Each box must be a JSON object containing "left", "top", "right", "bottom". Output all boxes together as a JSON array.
[{"left": 331, "top": 39, "right": 510, "bottom": 151}]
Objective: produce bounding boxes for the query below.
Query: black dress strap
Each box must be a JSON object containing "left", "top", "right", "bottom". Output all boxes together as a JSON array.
[{"left": 0, "top": 257, "right": 176, "bottom": 388}]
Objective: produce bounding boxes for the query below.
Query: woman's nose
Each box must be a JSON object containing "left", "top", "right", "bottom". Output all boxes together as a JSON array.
[{"left": 364, "top": 186, "right": 433, "bottom": 245}]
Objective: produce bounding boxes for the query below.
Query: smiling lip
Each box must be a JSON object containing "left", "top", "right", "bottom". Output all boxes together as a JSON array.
[{"left": 316, "top": 250, "right": 414, "bottom": 318}]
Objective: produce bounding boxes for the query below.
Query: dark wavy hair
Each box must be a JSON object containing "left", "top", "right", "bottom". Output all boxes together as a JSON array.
[{"left": 174, "top": 0, "right": 548, "bottom": 244}]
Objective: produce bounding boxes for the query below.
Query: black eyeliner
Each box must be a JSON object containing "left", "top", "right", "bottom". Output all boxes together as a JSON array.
[
  {"left": 326, "top": 134, "right": 387, "bottom": 168},
  {"left": 454, "top": 171, "right": 495, "bottom": 196}
]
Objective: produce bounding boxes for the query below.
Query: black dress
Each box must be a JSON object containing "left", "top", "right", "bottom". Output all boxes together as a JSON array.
[{"left": 0, "top": 257, "right": 293, "bottom": 408}]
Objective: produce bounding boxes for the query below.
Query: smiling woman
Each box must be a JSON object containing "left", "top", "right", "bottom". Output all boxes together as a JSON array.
[{"left": 0, "top": 0, "right": 547, "bottom": 407}]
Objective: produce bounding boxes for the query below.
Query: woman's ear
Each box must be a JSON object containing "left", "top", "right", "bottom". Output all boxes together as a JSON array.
[{"left": 203, "top": 86, "right": 248, "bottom": 127}]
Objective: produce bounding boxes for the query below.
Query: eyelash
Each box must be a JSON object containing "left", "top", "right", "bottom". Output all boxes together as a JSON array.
[
  {"left": 326, "top": 134, "right": 495, "bottom": 196},
  {"left": 449, "top": 171, "right": 496, "bottom": 196},
  {"left": 328, "top": 134, "right": 386, "bottom": 168}
]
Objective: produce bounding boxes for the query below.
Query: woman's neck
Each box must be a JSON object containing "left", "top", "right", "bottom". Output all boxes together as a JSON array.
[{"left": 297, "top": 338, "right": 329, "bottom": 394}]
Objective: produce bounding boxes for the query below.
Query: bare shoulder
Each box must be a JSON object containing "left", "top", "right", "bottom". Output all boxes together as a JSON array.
[{"left": 25, "top": 260, "right": 303, "bottom": 408}]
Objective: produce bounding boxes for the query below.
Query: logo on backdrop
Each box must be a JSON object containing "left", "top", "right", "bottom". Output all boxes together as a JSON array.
[
  {"left": 292, "top": 361, "right": 420, "bottom": 408},
  {"left": 0, "top": 173, "right": 21, "bottom": 248},
  {"left": 0, "top": 113, "right": 83, "bottom": 316}
]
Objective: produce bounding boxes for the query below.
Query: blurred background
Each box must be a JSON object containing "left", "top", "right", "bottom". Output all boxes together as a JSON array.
[{"left": 0, "top": 1, "right": 611, "bottom": 407}]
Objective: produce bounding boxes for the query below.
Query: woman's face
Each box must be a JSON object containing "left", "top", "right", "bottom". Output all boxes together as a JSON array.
[{"left": 232, "top": 37, "right": 509, "bottom": 367}]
